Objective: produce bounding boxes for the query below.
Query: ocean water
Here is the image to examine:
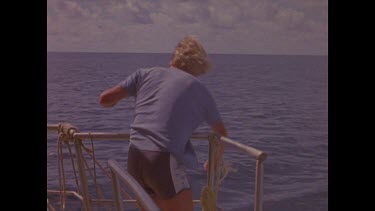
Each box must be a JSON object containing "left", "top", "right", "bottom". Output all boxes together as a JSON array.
[{"left": 47, "top": 52, "right": 328, "bottom": 211}]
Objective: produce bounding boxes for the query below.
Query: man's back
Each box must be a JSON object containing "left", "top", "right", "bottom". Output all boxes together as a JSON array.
[{"left": 120, "top": 67, "right": 222, "bottom": 168}]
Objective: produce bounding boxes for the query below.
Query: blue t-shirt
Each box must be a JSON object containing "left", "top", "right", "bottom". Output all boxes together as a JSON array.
[{"left": 119, "top": 67, "right": 222, "bottom": 169}]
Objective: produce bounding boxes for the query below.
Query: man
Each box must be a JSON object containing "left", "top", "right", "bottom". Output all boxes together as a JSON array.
[{"left": 99, "top": 36, "right": 227, "bottom": 211}]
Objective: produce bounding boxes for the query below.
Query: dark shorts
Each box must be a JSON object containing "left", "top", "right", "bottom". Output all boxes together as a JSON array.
[{"left": 127, "top": 146, "right": 190, "bottom": 199}]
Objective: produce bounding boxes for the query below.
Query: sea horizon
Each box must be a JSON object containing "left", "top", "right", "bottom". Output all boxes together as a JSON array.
[{"left": 47, "top": 51, "right": 327, "bottom": 57}]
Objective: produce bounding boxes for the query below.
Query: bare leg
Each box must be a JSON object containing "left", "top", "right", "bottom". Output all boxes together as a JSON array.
[{"left": 151, "top": 189, "right": 193, "bottom": 211}]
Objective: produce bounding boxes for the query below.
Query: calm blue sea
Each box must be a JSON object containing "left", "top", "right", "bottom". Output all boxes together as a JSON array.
[{"left": 47, "top": 52, "right": 328, "bottom": 211}]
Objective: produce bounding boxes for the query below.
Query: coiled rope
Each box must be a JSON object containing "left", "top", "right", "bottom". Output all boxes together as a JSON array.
[
  {"left": 200, "top": 159, "right": 233, "bottom": 211},
  {"left": 200, "top": 142, "right": 237, "bottom": 211},
  {"left": 55, "top": 129, "right": 133, "bottom": 210}
]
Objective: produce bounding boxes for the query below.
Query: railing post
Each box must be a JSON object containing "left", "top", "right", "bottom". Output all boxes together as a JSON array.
[
  {"left": 207, "top": 133, "right": 218, "bottom": 210},
  {"left": 74, "top": 138, "right": 92, "bottom": 211},
  {"left": 254, "top": 159, "right": 264, "bottom": 211},
  {"left": 110, "top": 170, "right": 124, "bottom": 211},
  {"left": 207, "top": 133, "right": 218, "bottom": 207}
]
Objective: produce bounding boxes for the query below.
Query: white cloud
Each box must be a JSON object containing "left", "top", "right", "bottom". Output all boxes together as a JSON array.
[
  {"left": 207, "top": 3, "right": 242, "bottom": 28},
  {"left": 47, "top": 0, "right": 327, "bottom": 55}
]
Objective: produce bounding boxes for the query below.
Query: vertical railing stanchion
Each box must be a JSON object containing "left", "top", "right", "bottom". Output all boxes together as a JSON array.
[
  {"left": 207, "top": 134, "right": 216, "bottom": 188},
  {"left": 254, "top": 159, "right": 264, "bottom": 211},
  {"left": 110, "top": 170, "right": 124, "bottom": 211},
  {"left": 74, "top": 137, "right": 92, "bottom": 211},
  {"left": 207, "top": 133, "right": 217, "bottom": 207}
]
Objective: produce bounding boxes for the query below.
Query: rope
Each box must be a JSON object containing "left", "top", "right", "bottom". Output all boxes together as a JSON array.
[
  {"left": 80, "top": 139, "right": 133, "bottom": 199},
  {"left": 80, "top": 145, "right": 105, "bottom": 199},
  {"left": 57, "top": 133, "right": 67, "bottom": 210},
  {"left": 79, "top": 139, "right": 115, "bottom": 211},
  {"left": 88, "top": 133, "right": 112, "bottom": 211},
  {"left": 81, "top": 144, "right": 111, "bottom": 177},
  {"left": 200, "top": 186, "right": 216, "bottom": 211},
  {"left": 200, "top": 159, "right": 228, "bottom": 211},
  {"left": 66, "top": 143, "right": 80, "bottom": 192},
  {"left": 200, "top": 143, "right": 237, "bottom": 211},
  {"left": 56, "top": 131, "right": 109, "bottom": 210},
  {"left": 89, "top": 133, "right": 100, "bottom": 199}
]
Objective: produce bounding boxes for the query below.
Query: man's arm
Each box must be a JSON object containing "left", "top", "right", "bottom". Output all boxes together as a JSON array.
[{"left": 99, "top": 85, "right": 129, "bottom": 107}]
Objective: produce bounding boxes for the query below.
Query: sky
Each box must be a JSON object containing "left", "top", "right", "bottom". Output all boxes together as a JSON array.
[{"left": 47, "top": 0, "right": 328, "bottom": 55}]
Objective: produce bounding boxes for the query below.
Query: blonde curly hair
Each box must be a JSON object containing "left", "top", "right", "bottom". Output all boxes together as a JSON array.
[{"left": 170, "top": 36, "right": 212, "bottom": 76}]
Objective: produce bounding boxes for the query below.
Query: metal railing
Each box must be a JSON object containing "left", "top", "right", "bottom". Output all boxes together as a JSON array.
[
  {"left": 47, "top": 123, "right": 267, "bottom": 211},
  {"left": 108, "top": 159, "right": 160, "bottom": 211}
]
